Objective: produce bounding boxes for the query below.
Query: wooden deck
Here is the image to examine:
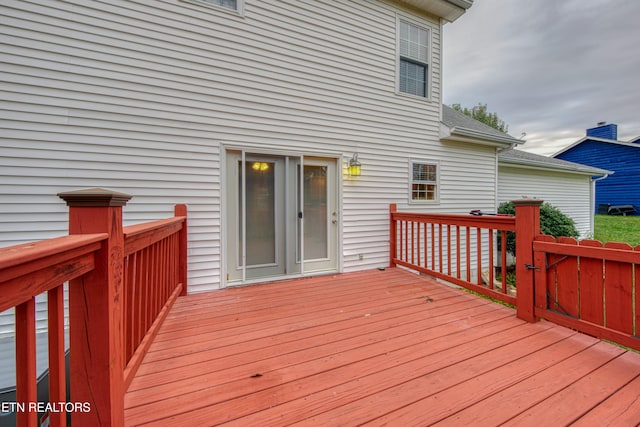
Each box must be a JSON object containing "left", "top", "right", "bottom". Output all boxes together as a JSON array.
[{"left": 124, "top": 268, "right": 640, "bottom": 426}]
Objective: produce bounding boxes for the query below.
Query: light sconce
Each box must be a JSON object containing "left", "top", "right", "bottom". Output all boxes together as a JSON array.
[
  {"left": 252, "top": 162, "right": 270, "bottom": 172},
  {"left": 348, "top": 154, "right": 361, "bottom": 177}
]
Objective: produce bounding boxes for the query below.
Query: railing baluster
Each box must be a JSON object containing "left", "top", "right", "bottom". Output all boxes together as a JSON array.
[
  {"left": 501, "top": 230, "right": 507, "bottom": 294},
  {"left": 466, "top": 227, "right": 471, "bottom": 283},
  {"left": 423, "top": 222, "right": 428, "bottom": 268},
  {"left": 456, "top": 225, "right": 461, "bottom": 279},
  {"left": 447, "top": 224, "right": 452, "bottom": 276},
  {"left": 431, "top": 223, "right": 435, "bottom": 270},
  {"left": 15, "top": 298, "right": 37, "bottom": 427},
  {"left": 438, "top": 224, "right": 443, "bottom": 273},
  {"left": 476, "top": 227, "right": 482, "bottom": 286},
  {"left": 488, "top": 229, "right": 494, "bottom": 290},
  {"left": 48, "top": 285, "right": 66, "bottom": 427},
  {"left": 411, "top": 221, "right": 415, "bottom": 265}
]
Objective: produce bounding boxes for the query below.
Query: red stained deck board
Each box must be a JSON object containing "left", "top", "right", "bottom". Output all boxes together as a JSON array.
[
  {"left": 572, "top": 374, "right": 640, "bottom": 426},
  {"left": 123, "top": 268, "right": 640, "bottom": 426},
  {"left": 129, "top": 298, "right": 499, "bottom": 392},
  {"left": 300, "top": 323, "right": 573, "bottom": 426},
  {"left": 507, "top": 350, "right": 640, "bottom": 426},
  {"left": 126, "top": 303, "right": 507, "bottom": 408}
]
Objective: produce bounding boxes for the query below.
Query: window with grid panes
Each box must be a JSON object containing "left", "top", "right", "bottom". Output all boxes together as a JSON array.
[{"left": 411, "top": 162, "right": 438, "bottom": 201}]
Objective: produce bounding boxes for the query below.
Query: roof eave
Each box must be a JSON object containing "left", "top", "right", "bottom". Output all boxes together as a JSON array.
[
  {"left": 440, "top": 124, "right": 523, "bottom": 148},
  {"left": 554, "top": 136, "right": 640, "bottom": 157},
  {"left": 499, "top": 158, "right": 612, "bottom": 176},
  {"left": 397, "top": 0, "right": 472, "bottom": 22}
]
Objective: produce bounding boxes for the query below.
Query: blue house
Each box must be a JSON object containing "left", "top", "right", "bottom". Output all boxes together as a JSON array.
[{"left": 554, "top": 123, "right": 639, "bottom": 214}]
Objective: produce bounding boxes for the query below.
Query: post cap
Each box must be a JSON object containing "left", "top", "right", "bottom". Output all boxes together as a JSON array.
[
  {"left": 511, "top": 198, "right": 544, "bottom": 207},
  {"left": 58, "top": 188, "right": 132, "bottom": 207}
]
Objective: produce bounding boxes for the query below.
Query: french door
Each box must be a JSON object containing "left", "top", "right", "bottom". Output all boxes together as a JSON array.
[{"left": 225, "top": 151, "right": 338, "bottom": 284}]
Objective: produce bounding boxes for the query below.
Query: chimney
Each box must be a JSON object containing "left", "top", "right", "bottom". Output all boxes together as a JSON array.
[{"left": 586, "top": 122, "right": 618, "bottom": 140}]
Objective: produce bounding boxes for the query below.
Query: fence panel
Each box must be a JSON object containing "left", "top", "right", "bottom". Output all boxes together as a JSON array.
[{"left": 533, "top": 236, "right": 640, "bottom": 351}]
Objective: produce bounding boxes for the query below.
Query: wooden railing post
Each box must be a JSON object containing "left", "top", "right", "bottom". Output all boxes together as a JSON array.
[
  {"left": 390, "top": 204, "right": 397, "bottom": 268},
  {"left": 58, "top": 188, "right": 132, "bottom": 426},
  {"left": 513, "top": 198, "right": 543, "bottom": 322},
  {"left": 175, "top": 204, "right": 188, "bottom": 296}
]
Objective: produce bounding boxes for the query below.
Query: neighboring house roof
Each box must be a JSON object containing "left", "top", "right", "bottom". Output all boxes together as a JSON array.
[
  {"left": 440, "top": 104, "right": 523, "bottom": 148},
  {"left": 499, "top": 148, "right": 611, "bottom": 176},
  {"left": 399, "top": 0, "right": 473, "bottom": 22},
  {"left": 554, "top": 135, "right": 640, "bottom": 157}
]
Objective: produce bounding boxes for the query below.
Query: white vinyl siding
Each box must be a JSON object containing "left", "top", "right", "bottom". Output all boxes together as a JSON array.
[
  {"left": 0, "top": 0, "right": 492, "bottom": 289},
  {"left": 1, "top": 0, "right": 496, "bottom": 388},
  {"left": 498, "top": 166, "right": 594, "bottom": 238}
]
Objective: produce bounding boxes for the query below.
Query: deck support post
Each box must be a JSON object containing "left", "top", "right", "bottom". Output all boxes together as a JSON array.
[
  {"left": 58, "top": 188, "right": 132, "bottom": 426},
  {"left": 513, "top": 198, "right": 543, "bottom": 322},
  {"left": 390, "top": 204, "right": 397, "bottom": 268},
  {"left": 175, "top": 204, "right": 188, "bottom": 296}
]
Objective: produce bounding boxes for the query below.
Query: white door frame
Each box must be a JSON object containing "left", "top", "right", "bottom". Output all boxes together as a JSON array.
[{"left": 221, "top": 147, "right": 342, "bottom": 288}]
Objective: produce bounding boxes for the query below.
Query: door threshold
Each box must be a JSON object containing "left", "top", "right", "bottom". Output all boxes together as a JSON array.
[{"left": 224, "top": 269, "right": 339, "bottom": 288}]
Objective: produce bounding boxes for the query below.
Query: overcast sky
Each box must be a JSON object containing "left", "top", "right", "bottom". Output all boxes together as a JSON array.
[{"left": 442, "top": 0, "right": 640, "bottom": 155}]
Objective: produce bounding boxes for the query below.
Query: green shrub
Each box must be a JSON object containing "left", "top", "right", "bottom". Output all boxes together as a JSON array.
[{"left": 498, "top": 201, "right": 580, "bottom": 255}]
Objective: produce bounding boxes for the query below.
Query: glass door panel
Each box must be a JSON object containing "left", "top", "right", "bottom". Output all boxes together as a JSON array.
[
  {"left": 303, "top": 165, "right": 328, "bottom": 260},
  {"left": 239, "top": 161, "right": 276, "bottom": 266}
]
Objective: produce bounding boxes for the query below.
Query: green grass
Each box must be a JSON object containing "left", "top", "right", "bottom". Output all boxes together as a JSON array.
[{"left": 594, "top": 214, "right": 640, "bottom": 246}]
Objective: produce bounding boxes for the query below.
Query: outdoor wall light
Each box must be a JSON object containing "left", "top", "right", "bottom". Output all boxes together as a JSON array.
[
  {"left": 348, "top": 154, "right": 361, "bottom": 177},
  {"left": 252, "top": 162, "right": 270, "bottom": 172}
]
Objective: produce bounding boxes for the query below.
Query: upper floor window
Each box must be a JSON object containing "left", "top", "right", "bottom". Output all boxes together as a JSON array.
[
  {"left": 203, "top": 0, "right": 237, "bottom": 9},
  {"left": 410, "top": 161, "right": 438, "bottom": 202},
  {"left": 398, "top": 19, "right": 430, "bottom": 98},
  {"left": 187, "top": 0, "right": 242, "bottom": 12}
]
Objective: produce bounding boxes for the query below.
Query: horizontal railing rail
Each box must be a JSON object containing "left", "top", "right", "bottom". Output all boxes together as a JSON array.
[
  {"left": 0, "top": 233, "right": 107, "bottom": 427},
  {"left": 533, "top": 235, "right": 640, "bottom": 352},
  {"left": 390, "top": 205, "right": 517, "bottom": 306}
]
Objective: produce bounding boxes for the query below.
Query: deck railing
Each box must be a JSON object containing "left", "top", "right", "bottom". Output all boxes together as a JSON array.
[
  {"left": 122, "top": 207, "right": 187, "bottom": 389},
  {"left": 0, "top": 189, "right": 187, "bottom": 427},
  {"left": 0, "top": 234, "right": 107, "bottom": 427},
  {"left": 533, "top": 236, "right": 640, "bottom": 352},
  {"left": 390, "top": 204, "right": 517, "bottom": 306},
  {"left": 390, "top": 200, "right": 542, "bottom": 322}
]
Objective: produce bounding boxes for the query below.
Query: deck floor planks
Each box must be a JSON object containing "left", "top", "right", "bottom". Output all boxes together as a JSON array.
[
  {"left": 431, "top": 338, "right": 619, "bottom": 426},
  {"left": 124, "top": 268, "right": 640, "bottom": 426},
  {"left": 300, "top": 323, "right": 575, "bottom": 426},
  {"left": 132, "top": 293, "right": 486, "bottom": 380},
  {"left": 129, "top": 298, "right": 500, "bottom": 393},
  {"left": 507, "top": 350, "right": 640, "bottom": 426},
  {"left": 137, "top": 277, "right": 463, "bottom": 366},
  {"left": 571, "top": 374, "right": 640, "bottom": 426}
]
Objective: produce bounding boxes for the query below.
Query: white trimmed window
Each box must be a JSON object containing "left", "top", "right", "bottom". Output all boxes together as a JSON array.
[
  {"left": 186, "top": 0, "right": 242, "bottom": 12},
  {"left": 410, "top": 161, "right": 438, "bottom": 202},
  {"left": 398, "top": 19, "right": 430, "bottom": 98}
]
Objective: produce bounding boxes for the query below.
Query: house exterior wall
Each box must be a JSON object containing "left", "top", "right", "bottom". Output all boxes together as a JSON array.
[
  {"left": 555, "top": 140, "right": 640, "bottom": 212},
  {"left": 498, "top": 165, "right": 593, "bottom": 237},
  {"left": 1, "top": 0, "right": 495, "bottom": 295}
]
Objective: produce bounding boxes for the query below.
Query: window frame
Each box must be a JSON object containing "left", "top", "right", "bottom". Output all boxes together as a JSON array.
[
  {"left": 409, "top": 160, "right": 440, "bottom": 204},
  {"left": 396, "top": 15, "right": 433, "bottom": 100},
  {"left": 180, "top": 0, "right": 245, "bottom": 15}
]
